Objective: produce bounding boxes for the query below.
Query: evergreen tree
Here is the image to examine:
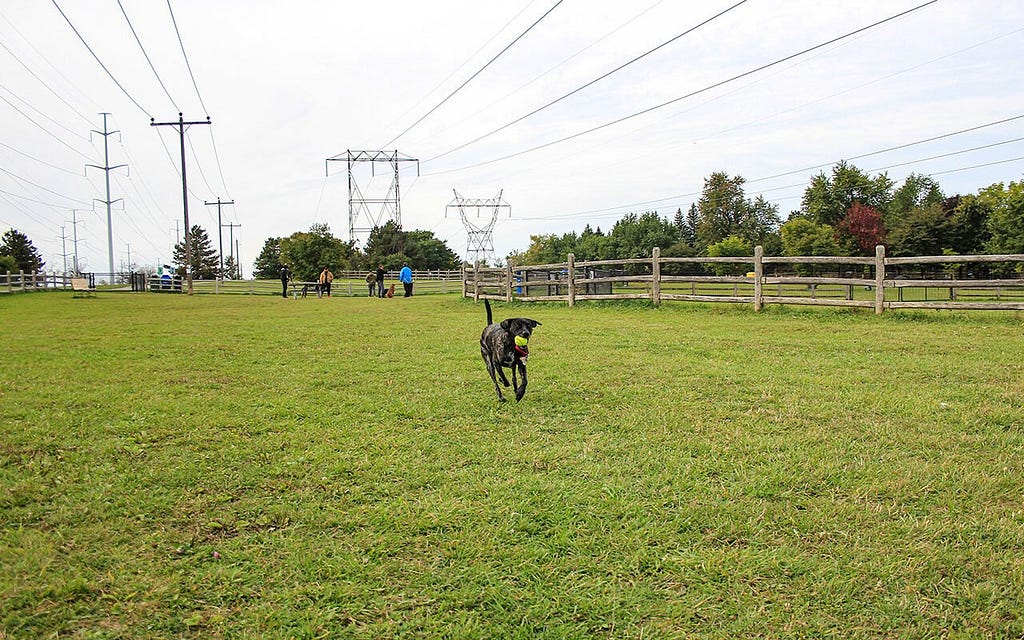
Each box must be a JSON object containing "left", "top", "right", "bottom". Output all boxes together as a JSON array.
[
  {"left": 0, "top": 228, "right": 45, "bottom": 272},
  {"left": 252, "top": 237, "right": 282, "bottom": 279},
  {"left": 172, "top": 225, "right": 219, "bottom": 279},
  {"left": 223, "top": 254, "right": 240, "bottom": 280}
]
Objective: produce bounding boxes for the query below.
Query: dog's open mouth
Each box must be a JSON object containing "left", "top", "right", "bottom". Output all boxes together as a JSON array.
[{"left": 514, "top": 343, "right": 529, "bottom": 359}]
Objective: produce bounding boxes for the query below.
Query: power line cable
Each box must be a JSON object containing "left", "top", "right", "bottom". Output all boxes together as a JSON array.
[
  {"left": 50, "top": 0, "right": 152, "bottom": 118},
  {"left": 0, "top": 167, "right": 94, "bottom": 206},
  {"left": 0, "top": 82, "right": 90, "bottom": 142},
  {"left": 0, "top": 93, "right": 93, "bottom": 160},
  {"left": 748, "top": 113, "right": 1024, "bottom": 185},
  {"left": 380, "top": 0, "right": 542, "bottom": 143},
  {"left": 425, "top": 0, "right": 750, "bottom": 163},
  {"left": 515, "top": 119, "right": 1024, "bottom": 221},
  {"left": 166, "top": 0, "right": 207, "bottom": 115},
  {"left": 426, "top": 0, "right": 940, "bottom": 176},
  {"left": 165, "top": 0, "right": 232, "bottom": 199},
  {"left": 428, "top": 0, "right": 669, "bottom": 142},
  {"left": 480, "top": 16, "right": 1018, "bottom": 187},
  {"left": 0, "top": 141, "right": 82, "bottom": 175},
  {"left": 0, "top": 39, "right": 95, "bottom": 126},
  {"left": 928, "top": 155, "right": 1024, "bottom": 177},
  {"left": 381, "top": 0, "right": 566, "bottom": 148},
  {"left": 117, "top": 0, "right": 179, "bottom": 111}
]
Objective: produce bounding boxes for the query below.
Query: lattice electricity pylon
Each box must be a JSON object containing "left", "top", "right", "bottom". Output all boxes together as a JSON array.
[
  {"left": 445, "top": 189, "right": 510, "bottom": 265},
  {"left": 325, "top": 150, "right": 419, "bottom": 245}
]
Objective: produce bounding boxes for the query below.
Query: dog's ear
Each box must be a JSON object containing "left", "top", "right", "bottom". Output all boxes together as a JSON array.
[
  {"left": 527, "top": 319, "right": 541, "bottom": 327},
  {"left": 500, "top": 319, "right": 513, "bottom": 332}
]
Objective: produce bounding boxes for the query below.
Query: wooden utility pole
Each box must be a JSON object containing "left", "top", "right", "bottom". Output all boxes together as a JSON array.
[
  {"left": 204, "top": 197, "right": 235, "bottom": 278},
  {"left": 151, "top": 113, "right": 211, "bottom": 295},
  {"left": 222, "top": 222, "right": 241, "bottom": 279}
]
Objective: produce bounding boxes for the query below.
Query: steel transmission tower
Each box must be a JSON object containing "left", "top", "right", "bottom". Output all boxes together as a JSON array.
[
  {"left": 86, "top": 113, "right": 126, "bottom": 280},
  {"left": 446, "top": 189, "right": 510, "bottom": 265},
  {"left": 325, "top": 150, "right": 419, "bottom": 245}
]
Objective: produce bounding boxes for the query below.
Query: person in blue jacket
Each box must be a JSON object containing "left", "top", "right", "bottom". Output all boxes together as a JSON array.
[{"left": 399, "top": 263, "right": 413, "bottom": 297}]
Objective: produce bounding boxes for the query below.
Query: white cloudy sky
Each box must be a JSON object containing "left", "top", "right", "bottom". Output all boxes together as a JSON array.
[{"left": 2, "top": 0, "right": 1023, "bottom": 275}]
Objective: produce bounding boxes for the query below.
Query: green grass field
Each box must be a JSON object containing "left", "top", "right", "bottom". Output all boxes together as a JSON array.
[{"left": 2, "top": 292, "right": 1023, "bottom": 638}]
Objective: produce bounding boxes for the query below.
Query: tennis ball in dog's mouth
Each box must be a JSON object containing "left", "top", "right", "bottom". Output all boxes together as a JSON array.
[{"left": 514, "top": 335, "right": 529, "bottom": 347}]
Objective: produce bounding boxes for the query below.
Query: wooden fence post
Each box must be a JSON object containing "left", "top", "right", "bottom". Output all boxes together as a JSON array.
[
  {"left": 567, "top": 253, "right": 575, "bottom": 307},
  {"left": 19, "top": 270, "right": 24, "bottom": 292},
  {"left": 754, "top": 245, "right": 764, "bottom": 312},
  {"left": 473, "top": 261, "right": 480, "bottom": 302},
  {"left": 5, "top": 271, "right": 10, "bottom": 293},
  {"left": 874, "top": 244, "right": 886, "bottom": 315},
  {"left": 506, "top": 263, "right": 513, "bottom": 302},
  {"left": 651, "top": 247, "right": 661, "bottom": 306}
]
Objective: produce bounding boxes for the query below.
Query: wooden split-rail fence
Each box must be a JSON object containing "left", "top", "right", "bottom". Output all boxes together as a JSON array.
[{"left": 463, "top": 246, "right": 1024, "bottom": 314}]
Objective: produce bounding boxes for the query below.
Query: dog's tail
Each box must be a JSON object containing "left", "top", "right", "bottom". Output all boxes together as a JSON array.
[{"left": 485, "top": 298, "right": 492, "bottom": 326}]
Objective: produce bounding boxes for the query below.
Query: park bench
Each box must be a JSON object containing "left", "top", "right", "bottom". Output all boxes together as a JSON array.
[{"left": 71, "top": 277, "right": 96, "bottom": 298}]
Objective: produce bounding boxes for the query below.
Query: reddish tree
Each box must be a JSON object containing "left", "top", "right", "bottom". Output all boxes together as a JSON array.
[{"left": 836, "top": 202, "right": 886, "bottom": 255}]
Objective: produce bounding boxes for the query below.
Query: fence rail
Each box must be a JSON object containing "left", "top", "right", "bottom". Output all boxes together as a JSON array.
[
  {"left": 2, "top": 270, "right": 463, "bottom": 297},
  {"left": 462, "top": 246, "right": 1024, "bottom": 313}
]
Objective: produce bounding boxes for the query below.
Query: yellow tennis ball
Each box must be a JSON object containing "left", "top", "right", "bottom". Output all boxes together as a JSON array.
[{"left": 514, "top": 335, "right": 529, "bottom": 347}]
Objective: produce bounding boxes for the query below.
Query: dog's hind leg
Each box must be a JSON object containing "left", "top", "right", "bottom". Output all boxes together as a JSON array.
[{"left": 483, "top": 356, "right": 507, "bottom": 402}]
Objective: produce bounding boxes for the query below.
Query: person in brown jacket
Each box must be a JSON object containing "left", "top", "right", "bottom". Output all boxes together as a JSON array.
[{"left": 318, "top": 266, "right": 333, "bottom": 298}]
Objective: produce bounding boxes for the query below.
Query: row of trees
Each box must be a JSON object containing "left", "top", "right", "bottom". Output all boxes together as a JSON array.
[
  {"left": 251, "top": 221, "right": 460, "bottom": 282},
  {"left": 511, "top": 163, "right": 1024, "bottom": 269}
]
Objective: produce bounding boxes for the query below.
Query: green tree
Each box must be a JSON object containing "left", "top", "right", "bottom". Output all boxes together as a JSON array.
[
  {"left": 404, "top": 230, "right": 460, "bottom": 270},
  {"left": 609, "top": 212, "right": 680, "bottom": 259},
  {"left": 280, "top": 224, "right": 357, "bottom": 281},
  {"left": 780, "top": 218, "right": 840, "bottom": 256},
  {"left": 365, "top": 222, "right": 459, "bottom": 270},
  {"left": 887, "top": 203, "right": 951, "bottom": 256},
  {"left": 706, "top": 235, "right": 752, "bottom": 276},
  {"left": 172, "top": 225, "right": 219, "bottom": 278},
  {"left": 889, "top": 173, "right": 944, "bottom": 226},
  {"left": 512, "top": 232, "right": 578, "bottom": 265},
  {"left": 364, "top": 221, "right": 406, "bottom": 269},
  {"left": 741, "top": 195, "right": 782, "bottom": 255},
  {"left": 0, "top": 254, "right": 17, "bottom": 273},
  {"left": 223, "top": 254, "right": 240, "bottom": 280},
  {"left": 695, "top": 172, "right": 748, "bottom": 248},
  {"left": 694, "top": 172, "right": 780, "bottom": 250},
  {"left": 0, "top": 228, "right": 45, "bottom": 272},
  {"left": 577, "top": 225, "right": 613, "bottom": 261},
  {"left": 984, "top": 180, "right": 1024, "bottom": 255},
  {"left": 947, "top": 194, "right": 990, "bottom": 255},
  {"left": 801, "top": 161, "right": 893, "bottom": 227},
  {"left": 252, "top": 237, "right": 282, "bottom": 279}
]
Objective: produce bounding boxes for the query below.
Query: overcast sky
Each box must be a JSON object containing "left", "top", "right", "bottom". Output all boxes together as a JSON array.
[{"left": 2, "top": 0, "right": 1023, "bottom": 276}]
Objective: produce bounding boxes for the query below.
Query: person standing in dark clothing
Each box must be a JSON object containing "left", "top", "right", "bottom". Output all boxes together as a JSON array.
[
  {"left": 375, "top": 264, "right": 386, "bottom": 298},
  {"left": 280, "top": 265, "right": 290, "bottom": 298}
]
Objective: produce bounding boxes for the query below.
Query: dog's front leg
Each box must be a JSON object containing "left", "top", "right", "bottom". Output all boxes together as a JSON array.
[{"left": 513, "top": 361, "right": 528, "bottom": 402}]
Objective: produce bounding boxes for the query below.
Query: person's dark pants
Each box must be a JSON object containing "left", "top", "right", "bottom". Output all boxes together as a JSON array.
[
  {"left": 403, "top": 282, "right": 413, "bottom": 297},
  {"left": 368, "top": 284, "right": 375, "bottom": 296},
  {"left": 324, "top": 282, "right": 331, "bottom": 297},
  {"left": 281, "top": 280, "right": 288, "bottom": 298},
  {"left": 377, "top": 280, "right": 385, "bottom": 297}
]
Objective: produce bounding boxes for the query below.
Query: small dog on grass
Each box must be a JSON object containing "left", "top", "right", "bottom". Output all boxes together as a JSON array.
[{"left": 480, "top": 299, "right": 541, "bottom": 402}]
